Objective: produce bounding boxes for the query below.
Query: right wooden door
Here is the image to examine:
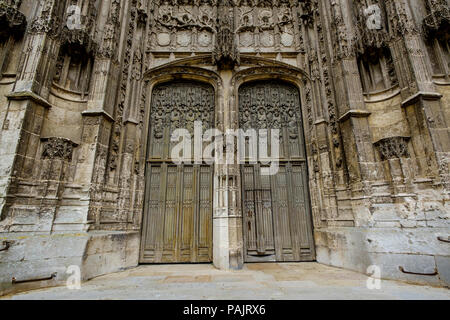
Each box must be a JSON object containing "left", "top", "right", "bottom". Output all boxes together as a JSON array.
[{"left": 239, "top": 81, "right": 315, "bottom": 262}]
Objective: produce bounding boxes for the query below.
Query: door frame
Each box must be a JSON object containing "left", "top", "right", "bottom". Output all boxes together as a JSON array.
[
  {"left": 138, "top": 57, "right": 317, "bottom": 268},
  {"left": 138, "top": 66, "right": 223, "bottom": 264},
  {"left": 236, "top": 79, "right": 316, "bottom": 262},
  {"left": 231, "top": 67, "right": 317, "bottom": 263}
]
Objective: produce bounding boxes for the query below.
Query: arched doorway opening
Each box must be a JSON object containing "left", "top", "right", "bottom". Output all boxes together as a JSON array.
[
  {"left": 140, "top": 81, "right": 215, "bottom": 263},
  {"left": 238, "top": 80, "right": 315, "bottom": 262}
]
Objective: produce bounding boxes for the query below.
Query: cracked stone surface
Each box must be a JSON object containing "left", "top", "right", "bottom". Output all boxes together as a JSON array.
[{"left": 2, "top": 263, "right": 449, "bottom": 300}]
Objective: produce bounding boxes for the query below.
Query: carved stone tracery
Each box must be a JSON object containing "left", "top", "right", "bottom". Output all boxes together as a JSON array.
[{"left": 149, "top": 81, "right": 215, "bottom": 160}]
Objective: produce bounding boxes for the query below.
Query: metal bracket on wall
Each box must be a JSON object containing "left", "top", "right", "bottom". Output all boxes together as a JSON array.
[
  {"left": 437, "top": 236, "right": 450, "bottom": 243},
  {"left": 399, "top": 266, "right": 438, "bottom": 276},
  {"left": 0, "top": 241, "right": 10, "bottom": 252},
  {"left": 12, "top": 273, "right": 57, "bottom": 284}
]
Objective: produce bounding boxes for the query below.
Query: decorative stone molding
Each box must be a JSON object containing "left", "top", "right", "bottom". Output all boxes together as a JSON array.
[
  {"left": 28, "top": 0, "right": 64, "bottom": 39},
  {"left": 401, "top": 91, "right": 443, "bottom": 107},
  {"left": 330, "top": 0, "right": 356, "bottom": 59},
  {"left": 97, "top": 0, "right": 121, "bottom": 59},
  {"left": 338, "top": 109, "right": 371, "bottom": 122},
  {"left": 374, "top": 136, "right": 410, "bottom": 161},
  {"left": 41, "top": 137, "right": 78, "bottom": 161},
  {"left": 108, "top": 0, "right": 139, "bottom": 172},
  {"left": 0, "top": 0, "right": 27, "bottom": 41},
  {"left": 384, "top": 0, "right": 418, "bottom": 38},
  {"left": 6, "top": 90, "right": 53, "bottom": 109}
]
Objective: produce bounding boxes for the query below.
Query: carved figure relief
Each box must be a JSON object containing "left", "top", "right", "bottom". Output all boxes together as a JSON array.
[
  {"left": 150, "top": 0, "right": 298, "bottom": 53},
  {"left": 152, "top": 0, "right": 217, "bottom": 50}
]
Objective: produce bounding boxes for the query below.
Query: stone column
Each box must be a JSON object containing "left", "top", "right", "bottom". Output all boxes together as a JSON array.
[
  {"left": 213, "top": 69, "right": 244, "bottom": 270},
  {"left": 77, "top": 0, "right": 123, "bottom": 229},
  {"left": 212, "top": 1, "right": 244, "bottom": 270},
  {"left": 328, "top": 0, "right": 378, "bottom": 225}
]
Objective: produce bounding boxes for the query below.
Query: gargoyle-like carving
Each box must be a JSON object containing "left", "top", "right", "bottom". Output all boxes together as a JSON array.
[
  {"left": 374, "top": 136, "right": 410, "bottom": 161},
  {"left": 0, "top": 0, "right": 27, "bottom": 41},
  {"left": 41, "top": 137, "right": 78, "bottom": 161}
]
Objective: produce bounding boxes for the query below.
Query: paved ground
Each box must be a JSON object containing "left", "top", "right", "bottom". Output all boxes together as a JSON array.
[{"left": 2, "top": 263, "right": 449, "bottom": 300}]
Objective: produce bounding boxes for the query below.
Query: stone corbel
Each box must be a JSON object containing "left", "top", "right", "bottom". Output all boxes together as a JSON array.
[
  {"left": 401, "top": 91, "right": 442, "bottom": 108},
  {"left": 338, "top": 109, "right": 371, "bottom": 122},
  {"left": 81, "top": 110, "right": 115, "bottom": 123},
  {"left": 0, "top": 1, "right": 27, "bottom": 41},
  {"left": 6, "top": 90, "right": 53, "bottom": 109}
]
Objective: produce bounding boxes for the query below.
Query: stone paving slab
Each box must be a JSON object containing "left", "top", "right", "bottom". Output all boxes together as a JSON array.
[{"left": 1, "top": 263, "right": 449, "bottom": 300}]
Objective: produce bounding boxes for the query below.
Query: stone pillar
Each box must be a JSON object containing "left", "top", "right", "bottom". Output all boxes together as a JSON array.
[
  {"left": 387, "top": 0, "right": 449, "bottom": 189},
  {"left": 213, "top": 69, "right": 244, "bottom": 270},
  {"left": 327, "top": 0, "right": 381, "bottom": 226},
  {"left": 76, "top": 0, "right": 122, "bottom": 230},
  {"left": 0, "top": 0, "right": 63, "bottom": 222}
]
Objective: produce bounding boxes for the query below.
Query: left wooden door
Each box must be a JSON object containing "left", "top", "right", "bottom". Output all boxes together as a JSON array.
[{"left": 140, "top": 82, "right": 214, "bottom": 263}]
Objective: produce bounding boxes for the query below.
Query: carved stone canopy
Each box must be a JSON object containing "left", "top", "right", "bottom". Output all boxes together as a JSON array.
[
  {"left": 60, "top": 26, "right": 97, "bottom": 59},
  {"left": 0, "top": 1, "right": 27, "bottom": 41},
  {"left": 374, "top": 136, "right": 410, "bottom": 161},
  {"left": 423, "top": 4, "right": 450, "bottom": 40}
]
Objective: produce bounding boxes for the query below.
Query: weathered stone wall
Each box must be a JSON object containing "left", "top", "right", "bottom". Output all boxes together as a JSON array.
[{"left": 0, "top": 0, "right": 448, "bottom": 295}]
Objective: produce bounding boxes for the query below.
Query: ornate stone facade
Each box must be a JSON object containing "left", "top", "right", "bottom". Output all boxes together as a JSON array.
[{"left": 0, "top": 0, "right": 449, "bottom": 294}]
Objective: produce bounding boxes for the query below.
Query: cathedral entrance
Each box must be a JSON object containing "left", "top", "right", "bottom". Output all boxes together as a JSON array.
[
  {"left": 239, "top": 81, "right": 315, "bottom": 262},
  {"left": 140, "top": 81, "right": 214, "bottom": 263}
]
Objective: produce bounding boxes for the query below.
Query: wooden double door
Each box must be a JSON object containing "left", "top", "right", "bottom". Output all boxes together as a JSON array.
[
  {"left": 140, "top": 80, "right": 315, "bottom": 264},
  {"left": 140, "top": 82, "right": 214, "bottom": 263},
  {"left": 239, "top": 81, "right": 315, "bottom": 262}
]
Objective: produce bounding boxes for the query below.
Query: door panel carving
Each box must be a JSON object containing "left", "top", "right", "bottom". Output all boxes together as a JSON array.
[
  {"left": 140, "top": 81, "right": 214, "bottom": 263},
  {"left": 239, "top": 81, "right": 314, "bottom": 262}
]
